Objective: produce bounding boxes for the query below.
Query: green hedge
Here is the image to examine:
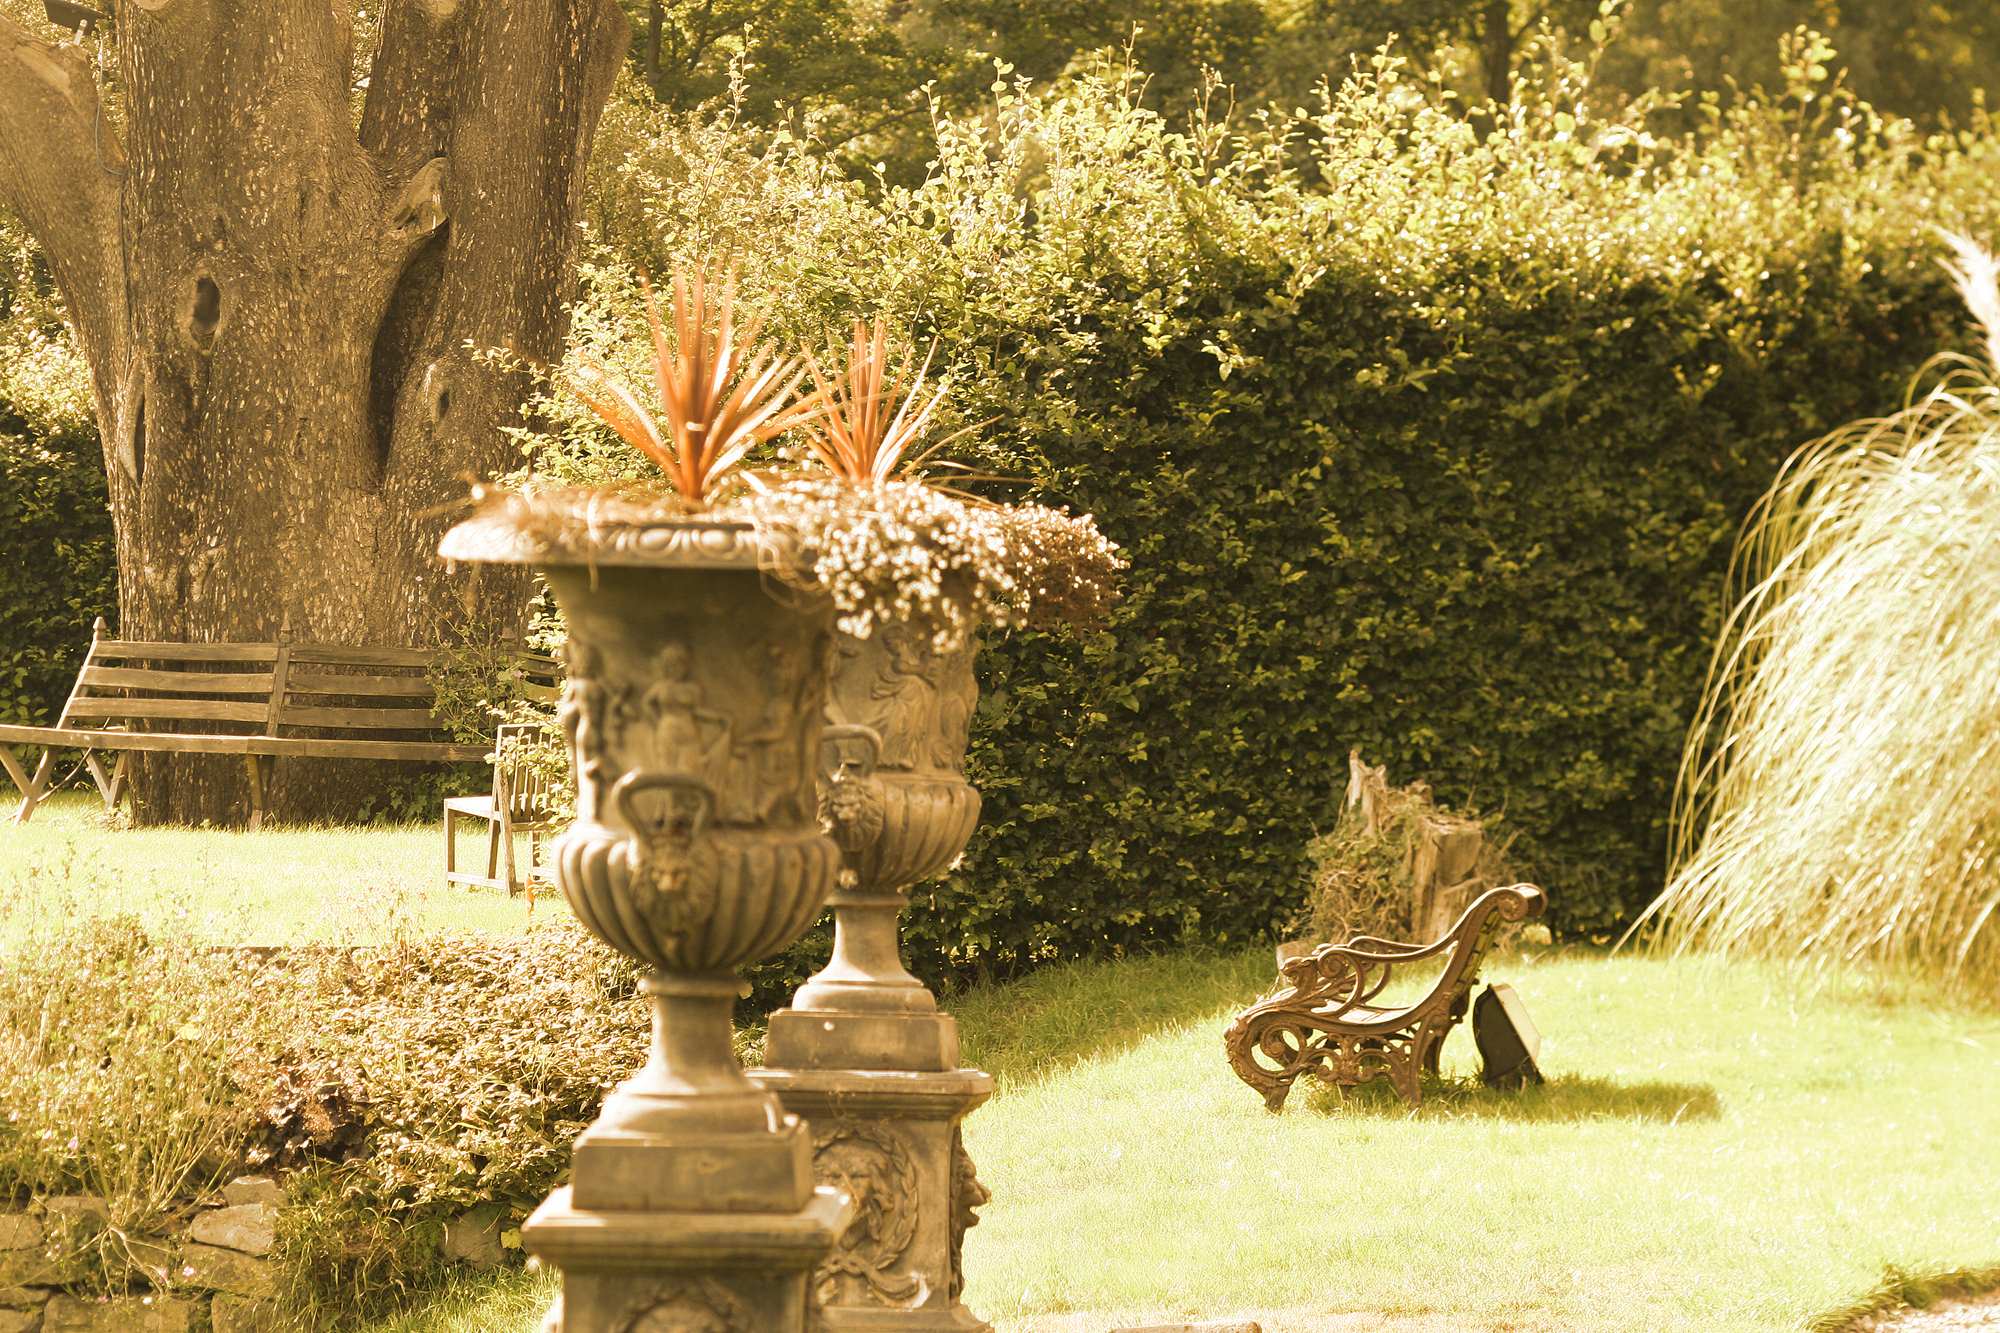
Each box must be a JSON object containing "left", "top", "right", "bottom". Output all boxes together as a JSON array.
[
  {"left": 0, "top": 216, "right": 115, "bottom": 728},
  {"left": 0, "top": 411, "right": 114, "bottom": 725},
  {"left": 588, "top": 53, "right": 2000, "bottom": 993}
]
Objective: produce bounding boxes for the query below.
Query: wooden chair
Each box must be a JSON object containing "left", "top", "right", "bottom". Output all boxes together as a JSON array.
[
  {"left": 1223, "top": 883, "right": 1545, "bottom": 1110},
  {"left": 444, "top": 723, "right": 562, "bottom": 897}
]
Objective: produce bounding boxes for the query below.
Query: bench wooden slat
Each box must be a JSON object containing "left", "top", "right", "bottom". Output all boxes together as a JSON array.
[
  {"left": 80, "top": 666, "right": 277, "bottom": 695},
  {"left": 67, "top": 699, "right": 272, "bottom": 724},
  {"left": 90, "top": 640, "right": 281, "bottom": 663},
  {"left": 286, "top": 671, "right": 434, "bottom": 698},
  {"left": 288, "top": 644, "right": 435, "bottom": 668},
  {"left": 0, "top": 725, "right": 265, "bottom": 755},
  {"left": 279, "top": 704, "right": 444, "bottom": 731},
  {"left": 255, "top": 737, "right": 488, "bottom": 761},
  {"left": 0, "top": 724, "right": 489, "bottom": 762}
]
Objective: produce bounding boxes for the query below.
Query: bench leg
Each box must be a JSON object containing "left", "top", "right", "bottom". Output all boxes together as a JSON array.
[
  {"left": 0, "top": 746, "right": 32, "bottom": 812},
  {"left": 444, "top": 806, "right": 459, "bottom": 884},
  {"left": 83, "top": 752, "right": 118, "bottom": 809},
  {"left": 243, "top": 755, "right": 266, "bottom": 832},
  {"left": 105, "top": 753, "right": 130, "bottom": 813},
  {"left": 485, "top": 818, "right": 502, "bottom": 882},
  {"left": 500, "top": 809, "right": 520, "bottom": 898},
  {"left": 10, "top": 750, "right": 56, "bottom": 824}
]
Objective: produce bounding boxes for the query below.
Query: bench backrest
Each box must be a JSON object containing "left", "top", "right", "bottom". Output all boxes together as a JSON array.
[
  {"left": 58, "top": 620, "right": 560, "bottom": 746},
  {"left": 60, "top": 631, "right": 287, "bottom": 736}
]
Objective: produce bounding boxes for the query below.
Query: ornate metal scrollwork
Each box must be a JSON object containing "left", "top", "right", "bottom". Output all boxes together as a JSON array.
[
  {"left": 1222, "top": 884, "right": 1546, "bottom": 1111},
  {"left": 812, "top": 1122, "right": 924, "bottom": 1308}
]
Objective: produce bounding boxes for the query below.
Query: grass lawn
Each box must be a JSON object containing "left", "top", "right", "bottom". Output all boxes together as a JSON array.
[
  {"left": 0, "top": 793, "right": 563, "bottom": 945},
  {"left": 375, "top": 948, "right": 1999, "bottom": 1333},
  {"left": 4, "top": 809, "right": 1992, "bottom": 1331}
]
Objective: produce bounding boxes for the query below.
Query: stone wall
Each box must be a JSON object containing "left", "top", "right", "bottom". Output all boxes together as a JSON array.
[
  {"left": 0, "top": 1177, "right": 510, "bottom": 1331},
  {"left": 0, "top": 1177, "right": 282, "bottom": 1332}
]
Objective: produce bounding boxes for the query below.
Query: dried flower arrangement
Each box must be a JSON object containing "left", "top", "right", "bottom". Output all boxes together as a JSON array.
[{"left": 475, "top": 268, "right": 1123, "bottom": 649}]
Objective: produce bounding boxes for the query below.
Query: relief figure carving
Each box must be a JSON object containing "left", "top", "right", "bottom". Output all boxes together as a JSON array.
[
  {"left": 813, "top": 1123, "right": 923, "bottom": 1308},
  {"left": 614, "top": 1276, "right": 748, "bottom": 1333},
  {"left": 947, "top": 1128, "right": 989, "bottom": 1302}
]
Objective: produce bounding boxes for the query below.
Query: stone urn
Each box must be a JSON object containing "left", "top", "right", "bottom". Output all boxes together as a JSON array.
[
  {"left": 756, "top": 613, "right": 996, "bottom": 1331},
  {"left": 440, "top": 507, "right": 853, "bottom": 1333}
]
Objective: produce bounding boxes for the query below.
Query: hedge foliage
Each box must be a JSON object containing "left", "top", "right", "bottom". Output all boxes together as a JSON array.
[
  {"left": 0, "top": 218, "right": 114, "bottom": 727},
  {"left": 571, "top": 39, "right": 2000, "bottom": 981}
]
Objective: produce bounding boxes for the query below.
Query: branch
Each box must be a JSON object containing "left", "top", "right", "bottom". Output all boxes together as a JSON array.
[
  {"left": 0, "top": 14, "right": 126, "bottom": 374},
  {"left": 360, "top": 0, "right": 465, "bottom": 164}
]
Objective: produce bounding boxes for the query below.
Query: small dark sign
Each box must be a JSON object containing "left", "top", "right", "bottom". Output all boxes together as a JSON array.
[
  {"left": 1473, "top": 982, "right": 1543, "bottom": 1089},
  {"left": 44, "top": 1, "right": 112, "bottom": 33}
]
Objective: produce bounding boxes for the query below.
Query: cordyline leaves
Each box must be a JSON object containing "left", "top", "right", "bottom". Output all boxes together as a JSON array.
[
  {"left": 567, "top": 266, "right": 811, "bottom": 505},
  {"left": 798, "top": 317, "right": 986, "bottom": 488}
]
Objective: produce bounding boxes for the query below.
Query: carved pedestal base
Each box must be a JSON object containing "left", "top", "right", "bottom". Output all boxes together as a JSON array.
[
  {"left": 766, "top": 1005, "right": 961, "bottom": 1073},
  {"left": 751, "top": 1064, "right": 994, "bottom": 1332},
  {"left": 527, "top": 1185, "right": 852, "bottom": 1333}
]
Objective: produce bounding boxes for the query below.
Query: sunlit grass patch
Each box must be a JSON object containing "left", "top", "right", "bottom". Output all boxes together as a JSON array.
[
  {"left": 373, "top": 947, "right": 1999, "bottom": 1332},
  {"left": 0, "top": 793, "right": 561, "bottom": 947}
]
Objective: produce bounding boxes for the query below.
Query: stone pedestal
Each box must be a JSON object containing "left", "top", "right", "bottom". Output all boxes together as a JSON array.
[
  {"left": 762, "top": 613, "right": 997, "bottom": 1329},
  {"left": 753, "top": 1040, "right": 993, "bottom": 1332},
  {"left": 526, "top": 1186, "right": 851, "bottom": 1332}
]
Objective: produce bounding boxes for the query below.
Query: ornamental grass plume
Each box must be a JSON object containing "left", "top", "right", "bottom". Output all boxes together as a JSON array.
[
  {"left": 1633, "top": 233, "right": 2000, "bottom": 991},
  {"left": 566, "top": 264, "right": 809, "bottom": 505}
]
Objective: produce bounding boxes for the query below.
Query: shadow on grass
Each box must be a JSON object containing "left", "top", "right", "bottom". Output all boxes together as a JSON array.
[
  {"left": 1301, "top": 1072, "right": 1723, "bottom": 1123},
  {"left": 949, "top": 946, "right": 1276, "bottom": 1087}
]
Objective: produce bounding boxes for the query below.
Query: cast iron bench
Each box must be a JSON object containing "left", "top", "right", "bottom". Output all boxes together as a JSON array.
[
  {"left": 1223, "top": 883, "right": 1546, "bottom": 1110},
  {"left": 0, "top": 617, "right": 538, "bottom": 830}
]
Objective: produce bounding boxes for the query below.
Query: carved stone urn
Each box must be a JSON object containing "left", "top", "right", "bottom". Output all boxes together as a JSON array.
[
  {"left": 755, "top": 614, "right": 996, "bottom": 1331},
  {"left": 440, "top": 508, "right": 853, "bottom": 1333}
]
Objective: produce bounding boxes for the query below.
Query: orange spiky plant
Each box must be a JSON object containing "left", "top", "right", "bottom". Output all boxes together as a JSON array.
[
  {"left": 797, "top": 317, "right": 983, "bottom": 488},
  {"left": 568, "top": 265, "right": 809, "bottom": 505}
]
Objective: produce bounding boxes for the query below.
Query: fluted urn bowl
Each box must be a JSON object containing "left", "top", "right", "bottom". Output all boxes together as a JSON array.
[
  {"left": 785, "top": 614, "right": 984, "bottom": 1020},
  {"left": 842, "top": 774, "right": 981, "bottom": 890},
  {"left": 439, "top": 503, "right": 841, "bottom": 974},
  {"left": 823, "top": 618, "right": 983, "bottom": 885}
]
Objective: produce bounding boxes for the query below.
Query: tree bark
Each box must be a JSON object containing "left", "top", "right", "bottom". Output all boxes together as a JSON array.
[
  {"left": 1477, "top": 0, "right": 1513, "bottom": 106},
  {"left": 0, "top": 0, "right": 630, "bottom": 824}
]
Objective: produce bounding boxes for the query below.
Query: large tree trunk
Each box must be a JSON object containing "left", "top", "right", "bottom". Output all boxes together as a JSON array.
[{"left": 0, "top": 0, "right": 629, "bottom": 824}]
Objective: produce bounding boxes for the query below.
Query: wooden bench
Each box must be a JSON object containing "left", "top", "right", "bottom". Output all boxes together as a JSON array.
[
  {"left": 0, "top": 617, "right": 549, "bottom": 830},
  {"left": 1223, "top": 883, "right": 1545, "bottom": 1110}
]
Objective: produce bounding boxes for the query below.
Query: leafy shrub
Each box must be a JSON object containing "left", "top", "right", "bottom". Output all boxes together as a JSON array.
[
  {"left": 273, "top": 929, "right": 647, "bottom": 1326},
  {"left": 0, "top": 888, "right": 647, "bottom": 1327},
  {"left": 0, "top": 906, "right": 285, "bottom": 1292},
  {"left": 0, "top": 217, "right": 114, "bottom": 725}
]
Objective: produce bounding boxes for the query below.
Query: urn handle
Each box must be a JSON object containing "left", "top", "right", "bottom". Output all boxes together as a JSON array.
[
  {"left": 819, "top": 723, "right": 883, "bottom": 781},
  {"left": 608, "top": 769, "right": 716, "bottom": 844}
]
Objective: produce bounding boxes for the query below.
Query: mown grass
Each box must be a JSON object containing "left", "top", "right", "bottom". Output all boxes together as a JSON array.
[
  {"left": 0, "top": 793, "right": 562, "bottom": 945},
  {"left": 5, "top": 809, "right": 1990, "bottom": 1330},
  {"left": 369, "top": 945, "right": 2000, "bottom": 1332}
]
